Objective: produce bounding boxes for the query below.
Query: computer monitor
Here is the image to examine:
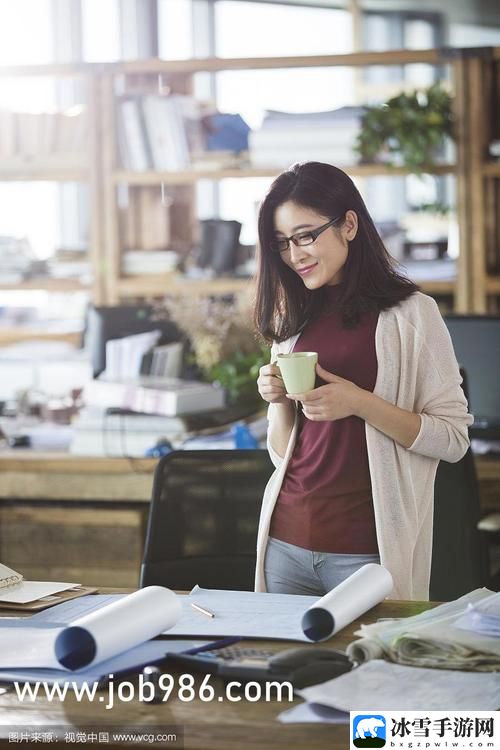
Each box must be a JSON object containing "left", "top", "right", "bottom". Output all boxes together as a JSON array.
[
  {"left": 85, "top": 304, "right": 181, "bottom": 378},
  {"left": 444, "top": 315, "right": 500, "bottom": 437}
]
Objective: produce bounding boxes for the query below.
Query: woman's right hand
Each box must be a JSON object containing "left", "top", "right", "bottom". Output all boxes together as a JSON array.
[{"left": 257, "top": 363, "right": 288, "bottom": 404}]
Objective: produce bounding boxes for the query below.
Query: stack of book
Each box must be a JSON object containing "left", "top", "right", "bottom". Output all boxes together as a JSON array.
[
  {"left": 82, "top": 376, "right": 225, "bottom": 418},
  {"left": 47, "top": 246, "right": 92, "bottom": 281},
  {"left": 249, "top": 106, "right": 366, "bottom": 168},
  {"left": 0, "top": 107, "right": 87, "bottom": 165},
  {"left": 121, "top": 250, "right": 178, "bottom": 276},
  {"left": 70, "top": 406, "right": 190, "bottom": 457}
]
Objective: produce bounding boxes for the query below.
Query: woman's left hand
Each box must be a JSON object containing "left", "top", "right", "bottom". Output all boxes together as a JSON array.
[{"left": 286, "top": 363, "right": 363, "bottom": 421}]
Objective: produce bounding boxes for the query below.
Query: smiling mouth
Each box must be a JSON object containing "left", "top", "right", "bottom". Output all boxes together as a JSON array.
[{"left": 297, "top": 263, "right": 318, "bottom": 276}]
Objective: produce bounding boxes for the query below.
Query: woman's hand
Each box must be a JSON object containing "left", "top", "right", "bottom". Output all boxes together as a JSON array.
[
  {"left": 257, "top": 363, "right": 288, "bottom": 405},
  {"left": 286, "top": 363, "right": 362, "bottom": 421}
]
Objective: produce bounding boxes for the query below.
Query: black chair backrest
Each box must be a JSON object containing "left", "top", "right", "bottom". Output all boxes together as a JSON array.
[
  {"left": 140, "top": 449, "right": 274, "bottom": 591},
  {"left": 430, "top": 446, "right": 487, "bottom": 600},
  {"left": 430, "top": 368, "right": 487, "bottom": 599}
]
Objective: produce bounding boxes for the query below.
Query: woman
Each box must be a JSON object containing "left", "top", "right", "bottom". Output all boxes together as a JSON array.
[{"left": 254, "top": 161, "right": 472, "bottom": 601}]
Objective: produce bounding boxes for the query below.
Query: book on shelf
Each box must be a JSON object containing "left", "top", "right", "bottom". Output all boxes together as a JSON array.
[
  {"left": 0, "top": 108, "right": 87, "bottom": 161},
  {"left": 141, "top": 94, "right": 192, "bottom": 171},
  {"left": 121, "top": 250, "right": 178, "bottom": 275},
  {"left": 141, "top": 95, "right": 180, "bottom": 171},
  {"left": 100, "top": 333, "right": 183, "bottom": 382},
  {"left": 118, "top": 93, "right": 203, "bottom": 172},
  {"left": 118, "top": 97, "right": 152, "bottom": 171},
  {"left": 83, "top": 376, "right": 225, "bottom": 416}
]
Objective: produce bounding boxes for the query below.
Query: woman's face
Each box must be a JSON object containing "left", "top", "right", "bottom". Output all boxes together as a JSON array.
[{"left": 273, "top": 201, "right": 357, "bottom": 289}]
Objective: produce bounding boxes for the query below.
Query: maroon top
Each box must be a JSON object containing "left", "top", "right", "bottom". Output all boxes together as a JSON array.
[{"left": 270, "top": 286, "right": 379, "bottom": 554}]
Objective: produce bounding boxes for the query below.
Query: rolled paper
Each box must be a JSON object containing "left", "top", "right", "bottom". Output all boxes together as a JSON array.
[
  {"left": 55, "top": 586, "right": 181, "bottom": 670},
  {"left": 301, "top": 564, "right": 393, "bottom": 642},
  {"left": 346, "top": 637, "right": 385, "bottom": 664}
]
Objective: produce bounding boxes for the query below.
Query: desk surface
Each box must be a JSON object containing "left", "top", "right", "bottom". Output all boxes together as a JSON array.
[{"left": 0, "top": 599, "right": 433, "bottom": 750}]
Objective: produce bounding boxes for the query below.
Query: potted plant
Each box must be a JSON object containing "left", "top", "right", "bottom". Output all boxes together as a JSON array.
[{"left": 355, "top": 83, "right": 453, "bottom": 173}]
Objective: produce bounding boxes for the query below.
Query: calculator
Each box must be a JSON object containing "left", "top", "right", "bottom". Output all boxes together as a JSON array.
[
  {"left": 166, "top": 643, "right": 353, "bottom": 687},
  {"left": 166, "top": 645, "right": 279, "bottom": 682}
]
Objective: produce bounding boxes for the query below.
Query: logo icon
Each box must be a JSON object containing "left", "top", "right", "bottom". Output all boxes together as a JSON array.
[{"left": 352, "top": 714, "right": 386, "bottom": 748}]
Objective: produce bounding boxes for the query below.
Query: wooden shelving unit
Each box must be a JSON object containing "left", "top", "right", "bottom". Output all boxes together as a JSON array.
[
  {"left": 0, "top": 167, "right": 88, "bottom": 182},
  {"left": 113, "top": 163, "right": 455, "bottom": 186},
  {"left": 2, "top": 47, "right": 500, "bottom": 318},
  {"left": 0, "top": 67, "right": 105, "bottom": 315},
  {"left": 451, "top": 47, "right": 500, "bottom": 312},
  {"left": 99, "top": 50, "right": 466, "bottom": 306},
  {"left": 0, "top": 328, "right": 81, "bottom": 346},
  {"left": 117, "top": 274, "right": 252, "bottom": 298},
  {"left": 0, "top": 278, "right": 90, "bottom": 292},
  {"left": 482, "top": 162, "right": 500, "bottom": 177}
]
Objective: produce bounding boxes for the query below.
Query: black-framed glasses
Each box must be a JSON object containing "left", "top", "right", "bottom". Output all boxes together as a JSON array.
[{"left": 270, "top": 216, "right": 342, "bottom": 254}]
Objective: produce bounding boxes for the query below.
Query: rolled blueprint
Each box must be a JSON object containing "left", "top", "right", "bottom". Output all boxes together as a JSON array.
[
  {"left": 54, "top": 586, "right": 181, "bottom": 670},
  {"left": 301, "top": 564, "right": 393, "bottom": 642}
]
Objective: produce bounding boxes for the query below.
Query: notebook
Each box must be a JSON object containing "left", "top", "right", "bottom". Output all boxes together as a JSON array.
[
  {"left": 0, "top": 563, "right": 96, "bottom": 611},
  {"left": 0, "top": 563, "right": 23, "bottom": 589}
]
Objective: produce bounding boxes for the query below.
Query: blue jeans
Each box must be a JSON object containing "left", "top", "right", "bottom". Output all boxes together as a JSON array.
[{"left": 264, "top": 536, "right": 380, "bottom": 596}]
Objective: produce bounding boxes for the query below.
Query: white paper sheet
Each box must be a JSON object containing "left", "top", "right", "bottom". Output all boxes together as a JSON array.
[
  {"left": 298, "top": 659, "right": 500, "bottom": 711},
  {"left": 0, "top": 586, "right": 181, "bottom": 671},
  {"left": 278, "top": 702, "right": 349, "bottom": 724},
  {"left": 165, "top": 586, "right": 319, "bottom": 640},
  {"left": 165, "top": 568, "right": 392, "bottom": 641},
  {"left": 0, "top": 640, "right": 207, "bottom": 686},
  {"left": 31, "top": 594, "right": 122, "bottom": 623}
]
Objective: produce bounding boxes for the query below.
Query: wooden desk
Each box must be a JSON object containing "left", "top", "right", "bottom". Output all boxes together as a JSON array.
[
  {"left": 1, "top": 450, "right": 498, "bottom": 505},
  {"left": 0, "top": 451, "right": 499, "bottom": 587},
  {"left": 0, "top": 453, "right": 157, "bottom": 588},
  {"left": 0, "top": 599, "right": 434, "bottom": 750}
]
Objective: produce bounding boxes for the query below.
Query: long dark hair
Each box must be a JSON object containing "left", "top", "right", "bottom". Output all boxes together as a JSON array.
[{"left": 254, "top": 161, "right": 418, "bottom": 342}]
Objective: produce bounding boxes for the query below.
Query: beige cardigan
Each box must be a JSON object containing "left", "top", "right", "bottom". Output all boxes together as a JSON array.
[{"left": 255, "top": 292, "right": 473, "bottom": 600}]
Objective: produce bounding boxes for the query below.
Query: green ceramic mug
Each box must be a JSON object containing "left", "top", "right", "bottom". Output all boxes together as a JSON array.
[{"left": 276, "top": 352, "right": 318, "bottom": 394}]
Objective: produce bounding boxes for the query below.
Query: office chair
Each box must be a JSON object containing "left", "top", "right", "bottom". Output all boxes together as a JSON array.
[
  {"left": 429, "top": 368, "right": 488, "bottom": 600},
  {"left": 430, "top": 446, "right": 488, "bottom": 600},
  {"left": 140, "top": 449, "right": 274, "bottom": 591}
]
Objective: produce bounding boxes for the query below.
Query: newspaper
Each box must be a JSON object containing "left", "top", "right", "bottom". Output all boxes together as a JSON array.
[{"left": 346, "top": 588, "right": 500, "bottom": 671}]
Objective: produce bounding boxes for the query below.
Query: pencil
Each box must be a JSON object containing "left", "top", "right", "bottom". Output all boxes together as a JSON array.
[{"left": 191, "top": 602, "right": 215, "bottom": 618}]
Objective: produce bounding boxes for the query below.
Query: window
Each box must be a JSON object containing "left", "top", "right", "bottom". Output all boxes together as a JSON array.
[
  {"left": 158, "top": 0, "right": 193, "bottom": 59},
  {"left": 82, "top": 0, "right": 121, "bottom": 62},
  {"left": 213, "top": 1, "right": 354, "bottom": 244},
  {"left": 0, "top": 0, "right": 58, "bottom": 261},
  {"left": 362, "top": 11, "right": 444, "bottom": 90},
  {"left": 215, "top": 1, "right": 352, "bottom": 58}
]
